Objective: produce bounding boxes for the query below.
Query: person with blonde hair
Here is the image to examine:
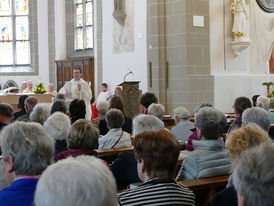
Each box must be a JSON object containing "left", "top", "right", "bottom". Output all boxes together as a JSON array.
[
  {"left": 35, "top": 156, "right": 117, "bottom": 206},
  {"left": 226, "top": 123, "right": 272, "bottom": 159},
  {"left": 209, "top": 123, "right": 272, "bottom": 206},
  {"left": 20, "top": 81, "right": 27, "bottom": 93}
]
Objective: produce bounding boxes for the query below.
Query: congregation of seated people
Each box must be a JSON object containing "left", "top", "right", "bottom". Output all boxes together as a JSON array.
[{"left": 0, "top": 91, "right": 273, "bottom": 206}]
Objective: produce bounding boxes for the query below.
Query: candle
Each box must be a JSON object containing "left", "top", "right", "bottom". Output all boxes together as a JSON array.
[{"left": 266, "top": 61, "right": 270, "bottom": 82}]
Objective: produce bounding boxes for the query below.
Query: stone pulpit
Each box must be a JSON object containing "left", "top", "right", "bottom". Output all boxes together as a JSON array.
[{"left": 118, "top": 81, "right": 140, "bottom": 118}]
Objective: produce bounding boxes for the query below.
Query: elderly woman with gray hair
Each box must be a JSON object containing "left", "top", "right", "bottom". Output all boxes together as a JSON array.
[
  {"left": 0, "top": 122, "right": 54, "bottom": 206},
  {"left": 92, "top": 100, "right": 109, "bottom": 127},
  {"left": 44, "top": 112, "right": 71, "bottom": 155},
  {"left": 176, "top": 107, "right": 231, "bottom": 180},
  {"left": 35, "top": 156, "right": 117, "bottom": 206},
  {"left": 147, "top": 103, "right": 165, "bottom": 119},
  {"left": 30, "top": 103, "right": 50, "bottom": 125},
  {"left": 233, "top": 144, "right": 274, "bottom": 206},
  {"left": 242, "top": 107, "right": 271, "bottom": 132},
  {"left": 132, "top": 114, "right": 165, "bottom": 137},
  {"left": 171, "top": 107, "right": 194, "bottom": 142}
]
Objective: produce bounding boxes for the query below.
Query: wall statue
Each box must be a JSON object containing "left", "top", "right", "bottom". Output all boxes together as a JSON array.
[
  {"left": 231, "top": 0, "right": 251, "bottom": 56},
  {"left": 113, "top": 0, "right": 127, "bottom": 26}
]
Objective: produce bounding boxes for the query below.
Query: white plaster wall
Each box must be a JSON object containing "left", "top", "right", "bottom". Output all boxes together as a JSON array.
[
  {"left": 0, "top": 0, "right": 49, "bottom": 87},
  {"left": 210, "top": 0, "right": 274, "bottom": 112},
  {"left": 214, "top": 74, "right": 274, "bottom": 113},
  {"left": 55, "top": 0, "right": 67, "bottom": 60},
  {"left": 102, "top": 0, "right": 147, "bottom": 93}
]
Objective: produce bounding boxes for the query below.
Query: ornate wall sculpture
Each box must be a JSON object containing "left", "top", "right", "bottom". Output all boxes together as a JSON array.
[
  {"left": 113, "top": 0, "right": 127, "bottom": 25},
  {"left": 231, "top": 0, "right": 252, "bottom": 56}
]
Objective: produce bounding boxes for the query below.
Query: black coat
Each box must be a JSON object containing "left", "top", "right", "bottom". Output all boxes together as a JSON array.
[
  {"left": 209, "top": 185, "right": 238, "bottom": 206},
  {"left": 111, "top": 152, "right": 141, "bottom": 190}
]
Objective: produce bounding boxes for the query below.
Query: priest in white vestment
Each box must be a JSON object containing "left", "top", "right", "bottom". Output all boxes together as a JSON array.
[{"left": 58, "top": 68, "right": 92, "bottom": 120}]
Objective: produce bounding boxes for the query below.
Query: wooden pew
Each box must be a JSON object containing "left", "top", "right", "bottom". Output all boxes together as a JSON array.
[
  {"left": 96, "top": 146, "right": 186, "bottom": 165},
  {"left": 96, "top": 147, "right": 134, "bottom": 164},
  {"left": 162, "top": 116, "right": 175, "bottom": 129},
  {"left": 96, "top": 147, "right": 134, "bottom": 157},
  {"left": 178, "top": 175, "right": 230, "bottom": 206},
  {"left": 117, "top": 174, "right": 229, "bottom": 206}
]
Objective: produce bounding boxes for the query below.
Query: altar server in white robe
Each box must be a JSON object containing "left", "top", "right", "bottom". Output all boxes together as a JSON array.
[
  {"left": 59, "top": 67, "right": 92, "bottom": 120},
  {"left": 97, "top": 83, "right": 112, "bottom": 103}
]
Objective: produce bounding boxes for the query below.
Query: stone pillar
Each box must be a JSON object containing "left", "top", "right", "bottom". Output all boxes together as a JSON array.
[{"left": 147, "top": 0, "right": 214, "bottom": 115}]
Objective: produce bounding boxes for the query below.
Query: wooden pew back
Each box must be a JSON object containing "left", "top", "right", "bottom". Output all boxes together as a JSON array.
[
  {"left": 96, "top": 147, "right": 134, "bottom": 164},
  {"left": 178, "top": 175, "right": 230, "bottom": 206}
]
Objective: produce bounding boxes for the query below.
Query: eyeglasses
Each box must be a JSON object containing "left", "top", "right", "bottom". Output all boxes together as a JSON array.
[{"left": 0, "top": 156, "right": 6, "bottom": 165}]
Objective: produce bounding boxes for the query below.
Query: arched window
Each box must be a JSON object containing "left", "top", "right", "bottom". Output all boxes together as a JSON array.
[
  {"left": 74, "top": 0, "right": 93, "bottom": 51},
  {"left": 0, "top": 0, "right": 30, "bottom": 66}
]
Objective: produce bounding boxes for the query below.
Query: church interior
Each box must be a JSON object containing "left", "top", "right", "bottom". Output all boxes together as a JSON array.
[{"left": 0, "top": 0, "right": 273, "bottom": 205}]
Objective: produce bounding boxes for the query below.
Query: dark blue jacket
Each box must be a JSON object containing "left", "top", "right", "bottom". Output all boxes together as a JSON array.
[
  {"left": 0, "top": 178, "right": 38, "bottom": 206},
  {"left": 111, "top": 152, "right": 141, "bottom": 190}
]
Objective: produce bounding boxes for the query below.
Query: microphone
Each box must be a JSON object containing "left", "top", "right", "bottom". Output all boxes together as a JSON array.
[{"left": 123, "top": 68, "right": 134, "bottom": 82}]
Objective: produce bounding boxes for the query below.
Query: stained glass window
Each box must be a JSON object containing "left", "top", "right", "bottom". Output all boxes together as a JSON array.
[
  {"left": 0, "top": 0, "right": 30, "bottom": 66},
  {"left": 74, "top": 0, "right": 93, "bottom": 51}
]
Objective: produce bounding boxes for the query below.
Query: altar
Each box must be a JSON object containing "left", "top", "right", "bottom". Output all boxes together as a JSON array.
[{"left": 0, "top": 93, "right": 53, "bottom": 112}]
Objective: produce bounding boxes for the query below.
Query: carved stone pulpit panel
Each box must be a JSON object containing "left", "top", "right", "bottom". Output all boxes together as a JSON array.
[{"left": 118, "top": 81, "right": 140, "bottom": 118}]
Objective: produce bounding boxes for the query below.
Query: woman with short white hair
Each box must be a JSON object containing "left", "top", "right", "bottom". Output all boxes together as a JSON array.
[
  {"left": 92, "top": 101, "right": 109, "bottom": 126},
  {"left": 35, "top": 156, "right": 117, "bottom": 206},
  {"left": 171, "top": 107, "right": 194, "bottom": 142},
  {"left": 147, "top": 103, "right": 165, "bottom": 119},
  {"left": 44, "top": 112, "right": 71, "bottom": 155},
  {"left": 132, "top": 114, "right": 165, "bottom": 137},
  {"left": 30, "top": 103, "right": 50, "bottom": 125},
  {"left": 0, "top": 122, "right": 54, "bottom": 205},
  {"left": 256, "top": 95, "right": 274, "bottom": 124}
]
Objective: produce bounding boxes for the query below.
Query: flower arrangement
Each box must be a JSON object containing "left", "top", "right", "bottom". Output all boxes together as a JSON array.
[{"left": 32, "top": 82, "right": 47, "bottom": 94}]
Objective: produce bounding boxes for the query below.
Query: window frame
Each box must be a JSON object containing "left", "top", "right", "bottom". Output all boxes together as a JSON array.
[
  {"left": 73, "top": 0, "right": 94, "bottom": 52},
  {"left": 0, "top": 0, "right": 31, "bottom": 67}
]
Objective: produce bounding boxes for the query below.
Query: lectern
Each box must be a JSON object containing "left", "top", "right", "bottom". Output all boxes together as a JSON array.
[{"left": 118, "top": 81, "right": 140, "bottom": 118}]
